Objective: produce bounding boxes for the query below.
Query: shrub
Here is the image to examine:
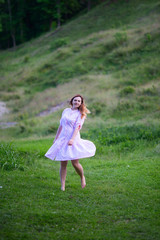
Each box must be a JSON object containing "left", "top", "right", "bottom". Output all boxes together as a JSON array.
[
  {"left": 74, "top": 61, "right": 89, "bottom": 74},
  {"left": 145, "top": 65, "right": 160, "bottom": 79},
  {"left": 114, "top": 32, "right": 128, "bottom": 46},
  {"left": 7, "top": 87, "right": 15, "bottom": 92},
  {"left": 55, "top": 48, "right": 72, "bottom": 60},
  {"left": 26, "top": 76, "right": 39, "bottom": 83},
  {"left": 47, "top": 125, "right": 58, "bottom": 134},
  {"left": 104, "top": 40, "right": 117, "bottom": 52},
  {"left": 23, "top": 56, "right": 30, "bottom": 63},
  {"left": 87, "top": 46, "right": 104, "bottom": 59},
  {"left": 141, "top": 86, "right": 158, "bottom": 96},
  {"left": 40, "top": 63, "right": 52, "bottom": 73},
  {"left": 82, "top": 124, "right": 160, "bottom": 147},
  {"left": 1, "top": 94, "right": 20, "bottom": 101},
  {"left": 71, "top": 45, "right": 81, "bottom": 53},
  {"left": 16, "top": 112, "right": 29, "bottom": 121},
  {"left": 144, "top": 33, "right": 152, "bottom": 43},
  {"left": 50, "top": 38, "right": 68, "bottom": 50},
  {"left": 24, "top": 89, "right": 31, "bottom": 94},
  {"left": 113, "top": 101, "right": 136, "bottom": 115},
  {"left": 89, "top": 101, "right": 106, "bottom": 116},
  {"left": 119, "top": 86, "right": 135, "bottom": 97}
]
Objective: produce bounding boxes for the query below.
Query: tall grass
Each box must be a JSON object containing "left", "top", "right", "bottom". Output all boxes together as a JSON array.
[{"left": 0, "top": 142, "right": 40, "bottom": 171}]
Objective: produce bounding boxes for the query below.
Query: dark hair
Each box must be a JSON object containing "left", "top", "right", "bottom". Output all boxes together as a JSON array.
[{"left": 70, "top": 94, "right": 90, "bottom": 119}]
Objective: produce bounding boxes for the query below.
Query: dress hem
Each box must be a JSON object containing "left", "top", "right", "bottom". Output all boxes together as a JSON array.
[{"left": 45, "top": 153, "right": 95, "bottom": 161}]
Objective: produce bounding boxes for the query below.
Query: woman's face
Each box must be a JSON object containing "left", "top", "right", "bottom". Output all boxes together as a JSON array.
[{"left": 72, "top": 96, "right": 82, "bottom": 109}]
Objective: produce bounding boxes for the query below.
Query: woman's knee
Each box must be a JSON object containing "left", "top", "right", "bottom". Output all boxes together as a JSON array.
[
  {"left": 71, "top": 160, "right": 79, "bottom": 167},
  {"left": 61, "top": 161, "right": 68, "bottom": 168}
]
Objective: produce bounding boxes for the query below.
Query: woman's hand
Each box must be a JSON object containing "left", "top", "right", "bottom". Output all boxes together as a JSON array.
[{"left": 68, "top": 139, "right": 74, "bottom": 145}]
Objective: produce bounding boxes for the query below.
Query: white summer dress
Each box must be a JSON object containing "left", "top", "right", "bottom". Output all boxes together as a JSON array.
[{"left": 45, "top": 108, "right": 96, "bottom": 161}]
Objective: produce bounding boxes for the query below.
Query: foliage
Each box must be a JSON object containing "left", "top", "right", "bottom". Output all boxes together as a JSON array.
[
  {"left": 89, "top": 101, "right": 106, "bottom": 116},
  {"left": 83, "top": 124, "right": 160, "bottom": 147},
  {"left": 0, "top": 142, "right": 24, "bottom": 171},
  {"left": 114, "top": 32, "right": 128, "bottom": 46},
  {"left": 47, "top": 124, "right": 59, "bottom": 134},
  {"left": 0, "top": 142, "right": 41, "bottom": 171},
  {"left": 50, "top": 38, "right": 69, "bottom": 50},
  {"left": 119, "top": 86, "right": 135, "bottom": 97},
  {"left": 0, "top": 0, "right": 102, "bottom": 49},
  {"left": 141, "top": 86, "right": 158, "bottom": 96}
]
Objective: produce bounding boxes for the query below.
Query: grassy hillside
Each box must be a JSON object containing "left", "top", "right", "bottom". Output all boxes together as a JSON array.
[{"left": 0, "top": 0, "right": 160, "bottom": 140}]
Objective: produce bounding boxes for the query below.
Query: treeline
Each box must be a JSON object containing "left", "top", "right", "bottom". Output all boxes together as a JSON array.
[{"left": 0, "top": 0, "right": 105, "bottom": 49}]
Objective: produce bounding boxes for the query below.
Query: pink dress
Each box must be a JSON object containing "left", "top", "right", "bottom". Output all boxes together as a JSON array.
[{"left": 45, "top": 108, "right": 96, "bottom": 161}]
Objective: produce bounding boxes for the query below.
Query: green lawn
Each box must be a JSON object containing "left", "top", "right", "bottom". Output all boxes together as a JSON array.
[{"left": 1, "top": 137, "right": 160, "bottom": 240}]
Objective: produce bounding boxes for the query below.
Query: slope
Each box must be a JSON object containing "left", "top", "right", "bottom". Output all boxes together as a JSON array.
[{"left": 0, "top": 0, "right": 160, "bottom": 139}]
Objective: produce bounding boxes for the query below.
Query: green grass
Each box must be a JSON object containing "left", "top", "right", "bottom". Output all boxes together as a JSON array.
[{"left": 1, "top": 136, "right": 160, "bottom": 240}]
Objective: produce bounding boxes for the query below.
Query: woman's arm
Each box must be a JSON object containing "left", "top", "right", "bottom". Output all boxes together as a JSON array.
[
  {"left": 68, "top": 126, "right": 80, "bottom": 145},
  {"left": 53, "top": 125, "right": 62, "bottom": 143}
]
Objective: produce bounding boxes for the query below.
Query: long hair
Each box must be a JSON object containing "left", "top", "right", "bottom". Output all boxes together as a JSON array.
[{"left": 70, "top": 94, "right": 90, "bottom": 119}]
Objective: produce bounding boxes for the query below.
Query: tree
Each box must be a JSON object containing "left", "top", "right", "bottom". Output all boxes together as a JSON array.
[
  {"left": 7, "top": 0, "right": 16, "bottom": 48},
  {"left": 0, "top": 0, "right": 103, "bottom": 49},
  {"left": 88, "top": 0, "right": 91, "bottom": 11}
]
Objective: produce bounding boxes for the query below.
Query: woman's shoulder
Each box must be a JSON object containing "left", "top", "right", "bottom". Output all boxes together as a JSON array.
[
  {"left": 62, "top": 108, "right": 70, "bottom": 114},
  {"left": 64, "top": 108, "right": 70, "bottom": 111}
]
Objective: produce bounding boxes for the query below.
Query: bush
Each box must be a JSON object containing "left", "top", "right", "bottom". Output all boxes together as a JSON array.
[
  {"left": 82, "top": 124, "right": 160, "bottom": 146},
  {"left": 50, "top": 38, "right": 68, "bottom": 50},
  {"left": 113, "top": 101, "right": 136, "bottom": 115},
  {"left": 142, "top": 86, "right": 158, "bottom": 96},
  {"left": 119, "top": 86, "right": 135, "bottom": 97},
  {"left": 24, "top": 89, "right": 31, "bottom": 94},
  {"left": 145, "top": 65, "right": 160, "bottom": 79},
  {"left": 55, "top": 48, "right": 72, "bottom": 60},
  {"left": 89, "top": 101, "right": 106, "bottom": 116},
  {"left": 25, "top": 76, "right": 39, "bottom": 84},
  {"left": 47, "top": 125, "right": 58, "bottom": 134},
  {"left": 40, "top": 63, "right": 52, "bottom": 73},
  {"left": 114, "top": 32, "right": 128, "bottom": 46},
  {"left": 1, "top": 94, "right": 20, "bottom": 101},
  {"left": 23, "top": 56, "right": 30, "bottom": 63},
  {"left": 16, "top": 112, "right": 29, "bottom": 121}
]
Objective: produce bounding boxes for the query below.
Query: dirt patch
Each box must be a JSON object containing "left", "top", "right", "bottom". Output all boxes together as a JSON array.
[
  {"left": 0, "top": 100, "right": 67, "bottom": 129},
  {"left": 0, "top": 101, "right": 9, "bottom": 120},
  {"left": 0, "top": 122, "right": 17, "bottom": 129},
  {"left": 36, "top": 101, "right": 67, "bottom": 117},
  {"left": 0, "top": 101, "right": 17, "bottom": 129}
]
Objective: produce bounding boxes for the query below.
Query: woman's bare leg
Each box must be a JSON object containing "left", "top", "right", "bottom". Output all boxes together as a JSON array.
[
  {"left": 60, "top": 161, "right": 68, "bottom": 191},
  {"left": 71, "top": 160, "right": 86, "bottom": 188}
]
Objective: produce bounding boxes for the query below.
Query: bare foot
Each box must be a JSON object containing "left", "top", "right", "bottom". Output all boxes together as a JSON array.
[
  {"left": 61, "top": 186, "right": 65, "bottom": 191},
  {"left": 81, "top": 176, "right": 86, "bottom": 189}
]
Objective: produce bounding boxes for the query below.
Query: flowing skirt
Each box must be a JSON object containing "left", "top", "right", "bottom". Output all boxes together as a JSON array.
[{"left": 45, "top": 136, "right": 96, "bottom": 161}]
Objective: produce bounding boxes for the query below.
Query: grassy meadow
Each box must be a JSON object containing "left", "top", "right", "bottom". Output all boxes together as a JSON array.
[{"left": 0, "top": 0, "right": 160, "bottom": 239}]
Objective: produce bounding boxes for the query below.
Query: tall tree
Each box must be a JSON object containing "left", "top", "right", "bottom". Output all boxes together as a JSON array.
[
  {"left": 57, "top": 0, "right": 61, "bottom": 28},
  {"left": 0, "top": 0, "right": 4, "bottom": 32},
  {"left": 88, "top": 0, "right": 91, "bottom": 11},
  {"left": 7, "top": 0, "right": 16, "bottom": 48}
]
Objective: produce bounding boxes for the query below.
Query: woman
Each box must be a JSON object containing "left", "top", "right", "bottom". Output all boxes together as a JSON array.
[{"left": 45, "top": 94, "right": 96, "bottom": 191}]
